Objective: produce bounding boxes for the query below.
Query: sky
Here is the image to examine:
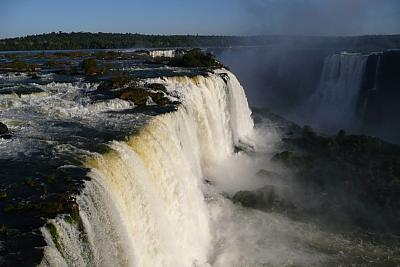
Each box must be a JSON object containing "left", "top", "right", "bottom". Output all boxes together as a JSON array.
[{"left": 0, "top": 0, "right": 399, "bottom": 39}]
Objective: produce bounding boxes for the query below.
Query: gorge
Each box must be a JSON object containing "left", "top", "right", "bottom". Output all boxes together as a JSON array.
[
  {"left": 215, "top": 48, "right": 400, "bottom": 143},
  {"left": 0, "top": 48, "right": 399, "bottom": 266}
]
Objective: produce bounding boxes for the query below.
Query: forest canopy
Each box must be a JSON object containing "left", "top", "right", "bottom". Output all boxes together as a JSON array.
[{"left": 0, "top": 32, "right": 399, "bottom": 51}]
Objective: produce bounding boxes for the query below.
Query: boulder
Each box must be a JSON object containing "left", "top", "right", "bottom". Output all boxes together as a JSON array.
[
  {"left": 0, "top": 122, "right": 9, "bottom": 135},
  {"left": 233, "top": 185, "right": 296, "bottom": 213},
  {"left": 233, "top": 185, "right": 277, "bottom": 211}
]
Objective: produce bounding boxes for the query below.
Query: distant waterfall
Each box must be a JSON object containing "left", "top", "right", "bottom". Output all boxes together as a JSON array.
[
  {"left": 149, "top": 50, "right": 176, "bottom": 58},
  {"left": 307, "top": 52, "right": 368, "bottom": 131},
  {"left": 40, "top": 71, "right": 254, "bottom": 267}
]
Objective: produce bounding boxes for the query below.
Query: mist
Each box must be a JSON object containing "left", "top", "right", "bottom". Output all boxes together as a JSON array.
[
  {"left": 240, "top": 0, "right": 400, "bottom": 36},
  {"left": 213, "top": 46, "right": 328, "bottom": 113}
]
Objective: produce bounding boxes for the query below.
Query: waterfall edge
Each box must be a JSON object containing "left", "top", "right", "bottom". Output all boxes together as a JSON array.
[{"left": 39, "top": 70, "right": 254, "bottom": 267}]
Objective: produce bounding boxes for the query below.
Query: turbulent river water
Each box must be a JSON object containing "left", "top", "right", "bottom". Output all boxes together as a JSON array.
[{"left": 1, "top": 58, "right": 399, "bottom": 266}]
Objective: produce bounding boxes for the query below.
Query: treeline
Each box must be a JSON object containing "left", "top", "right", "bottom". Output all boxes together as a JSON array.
[
  {"left": 0, "top": 32, "right": 245, "bottom": 51},
  {"left": 0, "top": 32, "right": 400, "bottom": 51}
]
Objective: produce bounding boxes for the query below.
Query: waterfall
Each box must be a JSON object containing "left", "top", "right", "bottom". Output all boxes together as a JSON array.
[
  {"left": 149, "top": 50, "right": 176, "bottom": 58},
  {"left": 372, "top": 55, "right": 381, "bottom": 92},
  {"left": 39, "top": 70, "right": 254, "bottom": 267},
  {"left": 307, "top": 52, "right": 368, "bottom": 131}
]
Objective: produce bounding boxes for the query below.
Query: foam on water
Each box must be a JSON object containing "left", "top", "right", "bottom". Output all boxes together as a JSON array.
[
  {"left": 37, "top": 69, "right": 399, "bottom": 266},
  {"left": 0, "top": 79, "right": 150, "bottom": 163}
]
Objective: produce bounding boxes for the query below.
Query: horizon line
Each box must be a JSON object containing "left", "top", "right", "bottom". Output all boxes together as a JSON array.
[{"left": 1, "top": 31, "right": 400, "bottom": 41}]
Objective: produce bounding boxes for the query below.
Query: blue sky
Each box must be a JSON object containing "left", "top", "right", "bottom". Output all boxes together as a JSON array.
[{"left": 1, "top": 0, "right": 399, "bottom": 38}]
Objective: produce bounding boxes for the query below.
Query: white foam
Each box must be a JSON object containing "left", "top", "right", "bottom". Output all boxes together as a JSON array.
[{"left": 149, "top": 50, "right": 176, "bottom": 58}]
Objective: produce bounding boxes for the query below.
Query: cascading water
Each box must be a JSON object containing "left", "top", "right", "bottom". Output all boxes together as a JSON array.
[
  {"left": 6, "top": 66, "right": 394, "bottom": 267},
  {"left": 149, "top": 50, "right": 176, "bottom": 58},
  {"left": 306, "top": 52, "right": 368, "bottom": 132},
  {"left": 40, "top": 71, "right": 254, "bottom": 267}
]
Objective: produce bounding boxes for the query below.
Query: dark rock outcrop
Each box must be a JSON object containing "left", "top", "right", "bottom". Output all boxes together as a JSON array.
[
  {"left": 233, "top": 185, "right": 295, "bottom": 213},
  {"left": 233, "top": 185, "right": 277, "bottom": 211},
  {"left": 0, "top": 122, "right": 9, "bottom": 135}
]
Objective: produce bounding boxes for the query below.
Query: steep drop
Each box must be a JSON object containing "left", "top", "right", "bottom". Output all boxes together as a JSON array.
[
  {"left": 305, "top": 52, "right": 368, "bottom": 132},
  {"left": 40, "top": 71, "right": 254, "bottom": 266}
]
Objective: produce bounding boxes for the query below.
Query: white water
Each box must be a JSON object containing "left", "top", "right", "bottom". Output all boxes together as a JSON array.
[
  {"left": 40, "top": 71, "right": 255, "bottom": 266},
  {"left": 39, "top": 69, "right": 395, "bottom": 266},
  {"left": 149, "top": 50, "right": 176, "bottom": 58},
  {"left": 306, "top": 52, "right": 368, "bottom": 131}
]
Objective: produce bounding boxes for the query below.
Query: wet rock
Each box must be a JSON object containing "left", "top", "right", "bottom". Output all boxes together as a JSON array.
[
  {"left": 272, "top": 151, "right": 313, "bottom": 169},
  {"left": 0, "top": 60, "right": 39, "bottom": 72},
  {"left": 64, "top": 200, "right": 80, "bottom": 222},
  {"left": 233, "top": 185, "right": 277, "bottom": 211},
  {"left": 149, "top": 91, "right": 170, "bottom": 106},
  {"left": 256, "top": 169, "right": 284, "bottom": 183},
  {"left": 233, "top": 185, "right": 295, "bottom": 213},
  {"left": 29, "top": 73, "right": 40, "bottom": 80},
  {"left": 257, "top": 169, "right": 281, "bottom": 178},
  {"left": 147, "top": 83, "right": 167, "bottom": 92},
  {"left": 97, "top": 72, "right": 134, "bottom": 91},
  {"left": 0, "top": 86, "right": 45, "bottom": 96},
  {"left": 117, "top": 86, "right": 171, "bottom": 107},
  {"left": 219, "top": 73, "right": 229, "bottom": 83},
  {"left": 36, "top": 202, "right": 64, "bottom": 214},
  {"left": 0, "top": 122, "right": 9, "bottom": 135},
  {"left": 118, "top": 87, "right": 149, "bottom": 106}
]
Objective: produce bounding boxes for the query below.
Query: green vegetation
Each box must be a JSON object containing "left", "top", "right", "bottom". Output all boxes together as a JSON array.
[
  {"left": 95, "top": 69, "right": 173, "bottom": 107},
  {"left": 45, "top": 60, "right": 74, "bottom": 68},
  {"left": 97, "top": 71, "right": 133, "bottom": 91},
  {"left": 0, "top": 60, "right": 38, "bottom": 72},
  {"left": 0, "top": 32, "right": 244, "bottom": 51},
  {"left": 94, "top": 50, "right": 123, "bottom": 60},
  {"left": 0, "top": 32, "right": 399, "bottom": 52},
  {"left": 132, "top": 88, "right": 150, "bottom": 103},
  {"left": 46, "top": 223, "right": 62, "bottom": 252},
  {"left": 168, "top": 48, "right": 225, "bottom": 68},
  {"left": 116, "top": 86, "right": 171, "bottom": 106},
  {"left": 25, "top": 177, "right": 36, "bottom": 187},
  {"left": 3, "top": 201, "right": 34, "bottom": 212},
  {"left": 275, "top": 125, "right": 400, "bottom": 230},
  {"left": 3, "top": 201, "right": 63, "bottom": 214},
  {"left": 81, "top": 58, "right": 98, "bottom": 76}
]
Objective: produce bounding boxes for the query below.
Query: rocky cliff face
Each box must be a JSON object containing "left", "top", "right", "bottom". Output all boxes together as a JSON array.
[
  {"left": 215, "top": 47, "right": 400, "bottom": 143},
  {"left": 362, "top": 51, "right": 400, "bottom": 142}
]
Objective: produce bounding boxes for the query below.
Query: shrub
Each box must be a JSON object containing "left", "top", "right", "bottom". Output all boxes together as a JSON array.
[
  {"left": 168, "top": 48, "right": 224, "bottom": 69},
  {"left": 97, "top": 71, "right": 133, "bottom": 90},
  {"left": 81, "top": 58, "right": 98, "bottom": 75},
  {"left": 118, "top": 87, "right": 149, "bottom": 106}
]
